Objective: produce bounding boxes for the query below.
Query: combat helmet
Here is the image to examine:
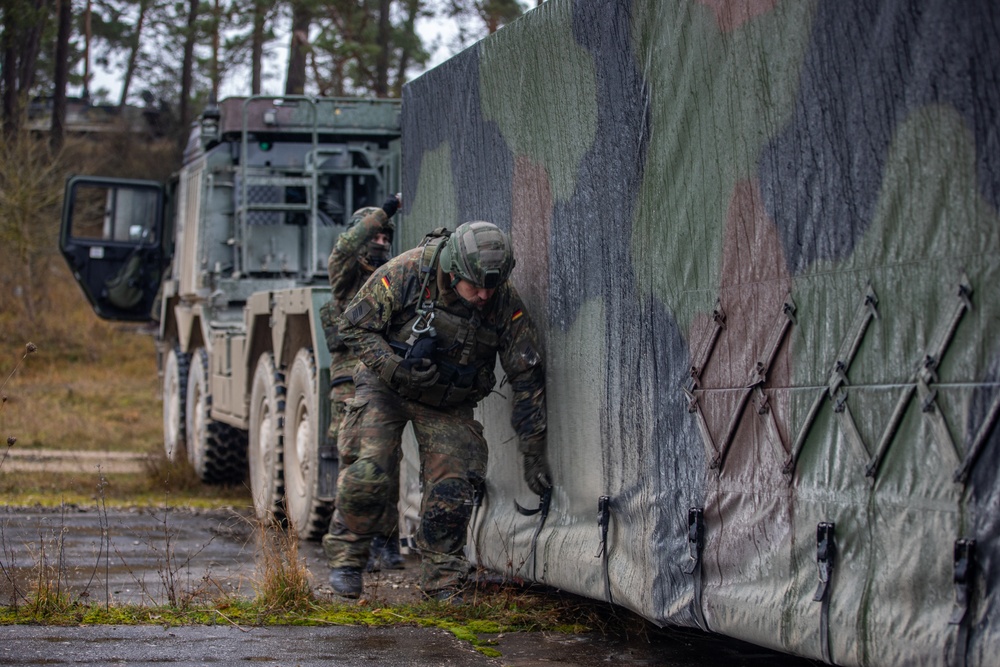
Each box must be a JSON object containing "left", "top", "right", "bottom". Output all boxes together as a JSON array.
[
  {"left": 349, "top": 206, "right": 394, "bottom": 269},
  {"left": 438, "top": 221, "right": 515, "bottom": 289}
]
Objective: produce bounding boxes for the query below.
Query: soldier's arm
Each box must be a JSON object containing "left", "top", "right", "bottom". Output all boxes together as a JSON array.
[
  {"left": 327, "top": 208, "right": 390, "bottom": 297},
  {"left": 338, "top": 266, "right": 396, "bottom": 372},
  {"left": 497, "top": 286, "right": 546, "bottom": 445}
]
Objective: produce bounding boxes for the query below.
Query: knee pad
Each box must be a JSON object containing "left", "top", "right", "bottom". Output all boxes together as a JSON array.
[
  {"left": 336, "top": 458, "right": 390, "bottom": 535},
  {"left": 419, "top": 477, "right": 474, "bottom": 555}
]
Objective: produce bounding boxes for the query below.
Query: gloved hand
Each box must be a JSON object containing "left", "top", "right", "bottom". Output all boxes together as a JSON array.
[
  {"left": 381, "top": 193, "right": 401, "bottom": 219},
  {"left": 522, "top": 452, "right": 552, "bottom": 496},
  {"left": 394, "top": 357, "right": 438, "bottom": 389}
]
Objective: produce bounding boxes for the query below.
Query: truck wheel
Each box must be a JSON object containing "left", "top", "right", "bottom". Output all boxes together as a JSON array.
[
  {"left": 163, "top": 345, "right": 189, "bottom": 462},
  {"left": 249, "top": 352, "right": 285, "bottom": 523},
  {"left": 186, "top": 347, "right": 248, "bottom": 484},
  {"left": 283, "top": 347, "right": 333, "bottom": 540}
]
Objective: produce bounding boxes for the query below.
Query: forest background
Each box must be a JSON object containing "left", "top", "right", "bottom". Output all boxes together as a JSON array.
[{"left": 0, "top": 0, "right": 542, "bottom": 503}]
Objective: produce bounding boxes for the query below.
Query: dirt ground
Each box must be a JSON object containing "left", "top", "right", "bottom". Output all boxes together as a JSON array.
[{"left": 0, "top": 504, "right": 428, "bottom": 608}]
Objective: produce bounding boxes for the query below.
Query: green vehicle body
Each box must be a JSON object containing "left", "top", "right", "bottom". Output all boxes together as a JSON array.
[{"left": 60, "top": 96, "right": 402, "bottom": 540}]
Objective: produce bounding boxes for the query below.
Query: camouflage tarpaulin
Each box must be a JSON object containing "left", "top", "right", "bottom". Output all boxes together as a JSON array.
[{"left": 398, "top": 1, "right": 1000, "bottom": 664}]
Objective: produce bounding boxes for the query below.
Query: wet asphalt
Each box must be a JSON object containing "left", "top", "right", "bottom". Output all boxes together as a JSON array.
[{"left": 0, "top": 507, "right": 819, "bottom": 666}]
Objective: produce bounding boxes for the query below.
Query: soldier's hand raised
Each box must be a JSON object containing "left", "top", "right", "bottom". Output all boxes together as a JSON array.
[{"left": 381, "top": 194, "right": 401, "bottom": 219}]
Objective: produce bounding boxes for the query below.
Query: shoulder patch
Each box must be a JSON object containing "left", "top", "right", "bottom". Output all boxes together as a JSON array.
[
  {"left": 345, "top": 300, "right": 373, "bottom": 325},
  {"left": 511, "top": 309, "right": 524, "bottom": 322},
  {"left": 381, "top": 275, "right": 391, "bottom": 290}
]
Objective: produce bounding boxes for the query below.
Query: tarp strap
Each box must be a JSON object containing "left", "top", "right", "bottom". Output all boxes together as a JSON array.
[
  {"left": 786, "top": 285, "right": 878, "bottom": 479},
  {"left": 954, "top": 388, "right": 1000, "bottom": 484},
  {"left": 684, "top": 385, "right": 720, "bottom": 463},
  {"left": 947, "top": 538, "right": 975, "bottom": 667},
  {"left": 714, "top": 295, "right": 796, "bottom": 472},
  {"left": 868, "top": 275, "right": 972, "bottom": 480},
  {"left": 753, "top": 385, "right": 791, "bottom": 467},
  {"left": 469, "top": 476, "right": 487, "bottom": 563},
  {"left": 687, "top": 300, "right": 726, "bottom": 390},
  {"left": 813, "top": 522, "right": 836, "bottom": 665},
  {"left": 681, "top": 507, "right": 708, "bottom": 631},
  {"left": 514, "top": 486, "right": 552, "bottom": 581},
  {"left": 596, "top": 495, "right": 613, "bottom": 604},
  {"left": 682, "top": 301, "right": 726, "bottom": 464}
]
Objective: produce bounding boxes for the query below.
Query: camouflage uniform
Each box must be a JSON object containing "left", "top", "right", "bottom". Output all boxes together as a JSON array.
[
  {"left": 326, "top": 234, "right": 546, "bottom": 594},
  {"left": 318, "top": 207, "right": 400, "bottom": 561}
]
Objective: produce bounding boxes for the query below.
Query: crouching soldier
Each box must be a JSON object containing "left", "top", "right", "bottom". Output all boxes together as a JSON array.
[{"left": 325, "top": 220, "right": 552, "bottom": 602}]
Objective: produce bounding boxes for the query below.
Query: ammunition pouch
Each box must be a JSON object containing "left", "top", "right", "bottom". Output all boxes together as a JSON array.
[{"left": 388, "top": 340, "right": 482, "bottom": 408}]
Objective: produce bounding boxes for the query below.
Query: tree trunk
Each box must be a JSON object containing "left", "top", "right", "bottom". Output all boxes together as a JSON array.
[
  {"left": 2, "top": 18, "right": 18, "bottom": 138},
  {"left": 374, "top": 0, "right": 391, "bottom": 97},
  {"left": 285, "top": 1, "right": 311, "bottom": 95},
  {"left": 178, "top": 0, "right": 200, "bottom": 144},
  {"left": 51, "top": 0, "right": 73, "bottom": 151},
  {"left": 210, "top": 0, "right": 221, "bottom": 101},
  {"left": 18, "top": 0, "right": 52, "bottom": 98},
  {"left": 394, "top": 0, "right": 421, "bottom": 96},
  {"left": 251, "top": 1, "right": 267, "bottom": 95},
  {"left": 119, "top": 0, "right": 150, "bottom": 108}
]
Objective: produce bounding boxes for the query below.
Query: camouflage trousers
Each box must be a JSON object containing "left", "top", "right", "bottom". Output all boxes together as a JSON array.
[
  {"left": 323, "top": 357, "right": 400, "bottom": 543},
  {"left": 323, "top": 366, "right": 489, "bottom": 593}
]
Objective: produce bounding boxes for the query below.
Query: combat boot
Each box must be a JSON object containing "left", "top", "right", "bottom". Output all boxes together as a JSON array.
[
  {"left": 366, "top": 534, "right": 405, "bottom": 572},
  {"left": 328, "top": 566, "right": 363, "bottom": 599}
]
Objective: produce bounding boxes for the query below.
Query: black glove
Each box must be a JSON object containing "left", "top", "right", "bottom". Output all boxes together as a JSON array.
[
  {"left": 403, "top": 336, "right": 438, "bottom": 364},
  {"left": 522, "top": 452, "right": 552, "bottom": 496},
  {"left": 381, "top": 194, "right": 401, "bottom": 219},
  {"left": 394, "top": 358, "right": 439, "bottom": 389}
]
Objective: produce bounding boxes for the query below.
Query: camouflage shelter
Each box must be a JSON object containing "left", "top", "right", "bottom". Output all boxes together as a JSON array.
[{"left": 397, "top": 1, "right": 1000, "bottom": 664}]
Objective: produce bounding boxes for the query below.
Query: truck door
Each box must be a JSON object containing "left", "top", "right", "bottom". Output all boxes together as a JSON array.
[{"left": 60, "top": 176, "right": 167, "bottom": 322}]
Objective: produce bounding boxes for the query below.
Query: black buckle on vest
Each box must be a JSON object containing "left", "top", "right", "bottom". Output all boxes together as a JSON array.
[{"left": 682, "top": 507, "right": 704, "bottom": 575}]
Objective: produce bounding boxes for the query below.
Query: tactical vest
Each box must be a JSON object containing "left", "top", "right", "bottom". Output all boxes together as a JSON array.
[{"left": 386, "top": 232, "right": 501, "bottom": 408}]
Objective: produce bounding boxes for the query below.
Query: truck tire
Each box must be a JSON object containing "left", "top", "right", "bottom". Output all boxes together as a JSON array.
[
  {"left": 186, "top": 347, "right": 248, "bottom": 484},
  {"left": 163, "top": 345, "right": 189, "bottom": 462},
  {"left": 283, "top": 347, "right": 333, "bottom": 540},
  {"left": 249, "top": 352, "right": 285, "bottom": 523}
]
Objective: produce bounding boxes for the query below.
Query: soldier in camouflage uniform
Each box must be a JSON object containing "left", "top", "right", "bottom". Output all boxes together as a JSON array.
[
  {"left": 319, "top": 195, "right": 404, "bottom": 572},
  {"left": 325, "top": 220, "right": 551, "bottom": 601}
]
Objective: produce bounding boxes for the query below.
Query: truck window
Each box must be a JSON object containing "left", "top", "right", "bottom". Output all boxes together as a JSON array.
[{"left": 69, "top": 183, "right": 159, "bottom": 245}]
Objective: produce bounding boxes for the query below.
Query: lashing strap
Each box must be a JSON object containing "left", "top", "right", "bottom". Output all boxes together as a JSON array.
[
  {"left": 867, "top": 274, "right": 972, "bottom": 480},
  {"left": 786, "top": 285, "right": 879, "bottom": 479}
]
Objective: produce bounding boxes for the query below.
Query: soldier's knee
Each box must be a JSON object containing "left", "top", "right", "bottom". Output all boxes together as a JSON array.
[
  {"left": 336, "top": 458, "right": 391, "bottom": 534},
  {"left": 419, "top": 477, "right": 474, "bottom": 554}
]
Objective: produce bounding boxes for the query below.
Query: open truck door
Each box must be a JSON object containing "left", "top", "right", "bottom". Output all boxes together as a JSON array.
[{"left": 60, "top": 176, "right": 167, "bottom": 322}]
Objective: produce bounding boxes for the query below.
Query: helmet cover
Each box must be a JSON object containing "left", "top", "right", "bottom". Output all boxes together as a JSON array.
[{"left": 439, "top": 221, "right": 515, "bottom": 289}]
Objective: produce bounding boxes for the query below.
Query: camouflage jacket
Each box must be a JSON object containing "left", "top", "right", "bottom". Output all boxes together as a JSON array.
[
  {"left": 338, "top": 245, "right": 546, "bottom": 446},
  {"left": 321, "top": 208, "right": 389, "bottom": 374}
]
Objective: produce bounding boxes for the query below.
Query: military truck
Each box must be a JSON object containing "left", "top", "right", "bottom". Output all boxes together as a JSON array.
[{"left": 59, "top": 96, "right": 402, "bottom": 539}]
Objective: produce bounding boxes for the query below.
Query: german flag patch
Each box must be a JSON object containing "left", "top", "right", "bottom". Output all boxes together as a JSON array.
[
  {"left": 511, "top": 309, "right": 523, "bottom": 322},
  {"left": 381, "top": 275, "right": 391, "bottom": 290}
]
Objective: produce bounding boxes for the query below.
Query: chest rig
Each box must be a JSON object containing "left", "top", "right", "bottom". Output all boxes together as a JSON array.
[{"left": 386, "top": 230, "right": 501, "bottom": 407}]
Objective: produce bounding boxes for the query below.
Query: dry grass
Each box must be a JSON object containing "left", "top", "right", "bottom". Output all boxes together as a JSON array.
[{"left": 2, "top": 322, "right": 161, "bottom": 453}]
